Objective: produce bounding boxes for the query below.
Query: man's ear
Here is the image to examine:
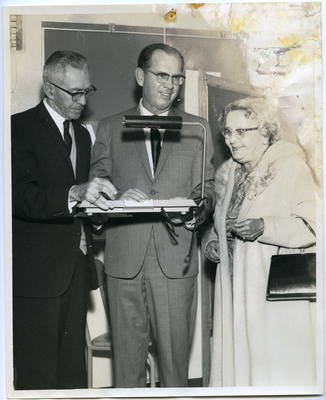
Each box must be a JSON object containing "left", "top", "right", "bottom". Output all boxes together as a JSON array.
[
  {"left": 135, "top": 68, "right": 144, "bottom": 87},
  {"left": 43, "top": 82, "right": 54, "bottom": 99}
]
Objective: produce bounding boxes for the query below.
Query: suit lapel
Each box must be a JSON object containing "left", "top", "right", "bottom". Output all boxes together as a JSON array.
[
  {"left": 153, "top": 130, "right": 176, "bottom": 179},
  {"left": 153, "top": 108, "right": 179, "bottom": 180},
  {"left": 36, "top": 102, "right": 75, "bottom": 176},
  {"left": 128, "top": 106, "right": 153, "bottom": 181}
]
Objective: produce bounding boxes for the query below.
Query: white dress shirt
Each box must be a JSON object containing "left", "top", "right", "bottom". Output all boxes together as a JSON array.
[{"left": 139, "top": 99, "right": 168, "bottom": 178}]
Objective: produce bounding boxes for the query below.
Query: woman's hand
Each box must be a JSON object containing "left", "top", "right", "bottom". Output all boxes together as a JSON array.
[
  {"left": 233, "top": 218, "right": 264, "bottom": 241},
  {"left": 205, "top": 240, "right": 220, "bottom": 263}
]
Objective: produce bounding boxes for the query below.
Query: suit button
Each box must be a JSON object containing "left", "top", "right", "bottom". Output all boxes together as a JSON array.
[
  {"left": 77, "top": 232, "right": 81, "bottom": 236},
  {"left": 150, "top": 190, "right": 157, "bottom": 195}
]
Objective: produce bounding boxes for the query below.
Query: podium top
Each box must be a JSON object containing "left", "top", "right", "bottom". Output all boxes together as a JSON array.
[{"left": 78, "top": 198, "right": 196, "bottom": 213}]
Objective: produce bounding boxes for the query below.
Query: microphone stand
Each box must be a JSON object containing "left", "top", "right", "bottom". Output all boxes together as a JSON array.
[{"left": 122, "top": 116, "right": 207, "bottom": 199}]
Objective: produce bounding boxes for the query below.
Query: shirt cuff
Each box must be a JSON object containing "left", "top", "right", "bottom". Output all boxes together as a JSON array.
[{"left": 68, "top": 186, "right": 78, "bottom": 213}]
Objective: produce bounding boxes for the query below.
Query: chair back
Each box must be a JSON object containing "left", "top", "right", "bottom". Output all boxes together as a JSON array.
[{"left": 93, "top": 259, "right": 110, "bottom": 322}]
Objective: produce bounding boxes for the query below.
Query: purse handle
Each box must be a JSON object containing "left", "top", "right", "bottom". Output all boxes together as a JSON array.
[
  {"left": 301, "top": 218, "right": 316, "bottom": 237},
  {"left": 277, "top": 218, "right": 315, "bottom": 255}
]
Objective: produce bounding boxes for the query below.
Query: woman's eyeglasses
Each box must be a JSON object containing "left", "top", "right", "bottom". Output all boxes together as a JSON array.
[{"left": 222, "top": 127, "right": 259, "bottom": 139}]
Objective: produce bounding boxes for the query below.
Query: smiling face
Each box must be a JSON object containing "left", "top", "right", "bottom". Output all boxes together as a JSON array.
[
  {"left": 225, "top": 110, "right": 269, "bottom": 170},
  {"left": 44, "top": 66, "right": 91, "bottom": 120},
  {"left": 135, "top": 50, "right": 183, "bottom": 114}
]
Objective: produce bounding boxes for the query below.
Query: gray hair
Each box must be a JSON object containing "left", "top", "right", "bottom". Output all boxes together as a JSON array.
[
  {"left": 218, "top": 97, "right": 282, "bottom": 145},
  {"left": 43, "top": 50, "right": 89, "bottom": 83}
]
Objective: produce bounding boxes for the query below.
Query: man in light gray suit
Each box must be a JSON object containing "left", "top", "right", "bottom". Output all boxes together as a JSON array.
[{"left": 90, "top": 43, "right": 215, "bottom": 387}]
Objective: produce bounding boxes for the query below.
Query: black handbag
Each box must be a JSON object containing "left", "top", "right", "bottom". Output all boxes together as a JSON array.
[{"left": 266, "top": 220, "right": 316, "bottom": 302}]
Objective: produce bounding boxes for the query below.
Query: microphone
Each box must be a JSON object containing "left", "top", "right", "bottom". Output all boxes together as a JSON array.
[{"left": 123, "top": 115, "right": 182, "bottom": 130}]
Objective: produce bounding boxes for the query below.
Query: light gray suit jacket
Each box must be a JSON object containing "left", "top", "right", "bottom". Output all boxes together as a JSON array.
[{"left": 90, "top": 105, "right": 215, "bottom": 279}]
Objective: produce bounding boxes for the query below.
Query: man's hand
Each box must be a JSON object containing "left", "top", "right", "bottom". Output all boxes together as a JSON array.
[
  {"left": 233, "top": 218, "right": 264, "bottom": 241},
  {"left": 205, "top": 240, "right": 220, "bottom": 263},
  {"left": 166, "top": 197, "right": 189, "bottom": 223},
  {"left": 167, "top": 197, "right": 210, "bottom": 228},
  {"left": 69, "top": 177, "right": 117, "bottom": 210},
  {"left": 118, "top": 188, "right": 149, "bottom": 202}
]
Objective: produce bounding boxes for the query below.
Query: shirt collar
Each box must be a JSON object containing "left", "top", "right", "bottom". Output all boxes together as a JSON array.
[{"left": 43, "top": 98, "right": 67, "bottom": 133}]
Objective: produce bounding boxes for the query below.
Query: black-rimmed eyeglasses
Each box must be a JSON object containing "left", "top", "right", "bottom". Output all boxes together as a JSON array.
[
  {"left": 144, "top": 69, "right": 185, "bottom": 86},
  {"left": 49, "top": 82, "right": 97, "bottom": 101},
  {"left": 222, "top": 127, "right": 259, "bottom": 140}
]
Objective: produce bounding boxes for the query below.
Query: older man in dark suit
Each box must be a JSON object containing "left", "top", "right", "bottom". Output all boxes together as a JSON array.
[
  {"left": 90, "top": 43, "right": 215, "bottom": 387},
  {"left": 12, "top": 50, "right": 116, "bottom": 390}
]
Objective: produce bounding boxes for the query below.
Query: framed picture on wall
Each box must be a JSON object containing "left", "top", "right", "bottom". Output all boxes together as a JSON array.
[{"left": 2, "top": 2, "right": 323, "bottom": 400}]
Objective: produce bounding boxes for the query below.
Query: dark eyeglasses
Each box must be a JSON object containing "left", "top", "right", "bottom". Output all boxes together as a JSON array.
[
  {"left": 144, "top": 69, "right": 185, "bottom": 86},
  {"left": 49, "top": 82, "right": 97, "bottom": 101},
  {"left": 222, "top": 127, "right": 259, "bottom": 139}
]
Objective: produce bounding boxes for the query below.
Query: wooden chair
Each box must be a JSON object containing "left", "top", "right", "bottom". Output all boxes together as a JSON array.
[{"left": 86, "top": 259, "right": 157, "bottom": 388}]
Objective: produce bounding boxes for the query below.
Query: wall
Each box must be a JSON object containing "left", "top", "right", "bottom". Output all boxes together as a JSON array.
[
  {"left": 9, "top": 5, "right": 321, "bottom": 191},
  {"left": 11, "top": 13, "right": 247, "bottom": 116}
]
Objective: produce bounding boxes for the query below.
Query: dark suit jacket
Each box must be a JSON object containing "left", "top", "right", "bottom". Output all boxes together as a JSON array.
[
  {"left": 12, "top": 101, "right": 97, "bottom": 298},
  {"left": 90, "top": 105, "right": 215, "bottom": 279}
]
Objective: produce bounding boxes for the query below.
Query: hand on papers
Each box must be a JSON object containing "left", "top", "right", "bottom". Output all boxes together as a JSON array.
[
  {"left": 69, "top": 177, "right": 117, "bottom": 210},
  {"left": 118, "top": 188, "right": 149, "bottom": 202}
]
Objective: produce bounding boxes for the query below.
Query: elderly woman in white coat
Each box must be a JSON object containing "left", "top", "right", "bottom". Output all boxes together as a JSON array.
[{"left": 205, "top": 97, "right": 316, "bottom": 387}]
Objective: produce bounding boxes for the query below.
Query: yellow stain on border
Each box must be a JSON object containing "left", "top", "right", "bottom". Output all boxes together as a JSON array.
[
  {"left": 164, "top": 10, "right": 177, "bottom": 23},
  {"left": 278, "top": 34, "right": 300, "bottom": 47},
  {"left": 187, "top": 3, "right": 204, "bottom": 9},
  {"left": 277, "top": 35, "right": 310, "bottom": 64},
  {"left": 230, "top": 15, "right": 246, "bottom": 32}
]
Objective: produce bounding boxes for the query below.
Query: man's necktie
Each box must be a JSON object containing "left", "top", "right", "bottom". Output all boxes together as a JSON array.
[
  {"left": 150, "top": 127, "right": 161, "bottom": 173},
  {"left": 63, "top": 120, "right": 72, "bottom": 155}
]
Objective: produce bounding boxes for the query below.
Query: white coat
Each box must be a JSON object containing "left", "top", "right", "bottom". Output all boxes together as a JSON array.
[{"left": 206, "top": 140, "right": 317, "bottom": 387}]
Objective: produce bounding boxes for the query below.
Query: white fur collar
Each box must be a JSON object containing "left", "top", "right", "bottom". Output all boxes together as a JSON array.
[{"left": 214, "top": 140, "right": 306, "bottom": 206}]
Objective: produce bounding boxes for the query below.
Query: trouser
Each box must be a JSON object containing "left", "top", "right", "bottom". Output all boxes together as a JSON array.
[
  {"left": 107, "top": 233, "right": 197, "bottom": 388},
  {"left": 13, "top": 250, "right": 91, "bottom": 390}
]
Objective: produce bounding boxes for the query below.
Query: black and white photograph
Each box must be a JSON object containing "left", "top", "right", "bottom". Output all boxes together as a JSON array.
[{"left": 2, "top": 2, "right": 323, "bottom": 399}]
